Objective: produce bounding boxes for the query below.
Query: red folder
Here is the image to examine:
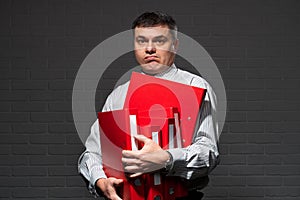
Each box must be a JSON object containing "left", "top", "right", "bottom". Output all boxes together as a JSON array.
[
  {"left": 98, "top": 109, "right": 144, "bottom": 200},
  {"left": 138, "top": 117, "right": 175, "bottom": 150},
  {"left": 138, "top": 117, "right": 188, "bottom": 200},
  {"left": 138, "top": 107, "right": 182, "bottom": 148},
  {"left": 139, "top": 125, "right": 164, "bottom": 200},
  {"left": 124, "top": 72, "right": 206, "bottom": 147}
]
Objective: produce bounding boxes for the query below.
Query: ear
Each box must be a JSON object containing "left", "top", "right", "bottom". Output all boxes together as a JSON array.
[{"left": 172, "top": 39, "right": 179, "bottom": 53}]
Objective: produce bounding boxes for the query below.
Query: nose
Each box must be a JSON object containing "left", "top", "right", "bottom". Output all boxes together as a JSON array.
[{"left": 145, "top": 41, "right": 156, "bottom": 54}]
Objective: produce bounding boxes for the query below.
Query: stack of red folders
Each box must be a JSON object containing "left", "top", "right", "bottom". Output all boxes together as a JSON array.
[{"left": 98, "top": 72, "right": 206, "bottom": 200}]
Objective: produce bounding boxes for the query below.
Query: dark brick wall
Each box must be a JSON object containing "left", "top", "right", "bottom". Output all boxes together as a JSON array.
[{"left": 1, "top": 0, "right": 299, "bottom": 199}]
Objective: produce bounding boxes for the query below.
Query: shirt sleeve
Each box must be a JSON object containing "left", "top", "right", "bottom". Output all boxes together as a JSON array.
[
  {"left": 77, "top": 84, "right": 127, "bottom": 196},
  {"left": 77, "top": 92, "right": 115, "bottom": 197},
  {"left": 166, "top": 78, "right": 220, "bottom": 180}
]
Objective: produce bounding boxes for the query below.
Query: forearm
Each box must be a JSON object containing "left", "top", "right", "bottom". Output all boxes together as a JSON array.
[{"left": 167, "top": 136, "right": 219, "bottom": 180}]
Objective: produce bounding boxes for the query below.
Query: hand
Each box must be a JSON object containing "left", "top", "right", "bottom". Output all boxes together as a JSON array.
[
  {"left": 122, "top": 134, "right": 170, "bottom": 177},
  {"left": 96, "top": 177, "right": 123, "bottom": 200}
]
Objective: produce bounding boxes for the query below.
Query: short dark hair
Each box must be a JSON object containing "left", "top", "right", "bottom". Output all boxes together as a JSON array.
[{"left": 132, "top": 11, "right": 178, "bottom": 39}]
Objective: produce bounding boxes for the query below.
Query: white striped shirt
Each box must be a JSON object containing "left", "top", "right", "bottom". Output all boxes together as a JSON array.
[{"left": 78, "top": 64, "right": 219, "bottom": 195}]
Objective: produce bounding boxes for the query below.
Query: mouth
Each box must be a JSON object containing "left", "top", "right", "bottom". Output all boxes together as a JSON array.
[{"left": 144, "top": 56, "right": 158, "bottom": 63}]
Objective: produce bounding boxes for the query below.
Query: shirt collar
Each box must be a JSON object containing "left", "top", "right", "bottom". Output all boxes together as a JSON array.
[{"left": 141, "top": 64, "right": 177, "bottom": 78}]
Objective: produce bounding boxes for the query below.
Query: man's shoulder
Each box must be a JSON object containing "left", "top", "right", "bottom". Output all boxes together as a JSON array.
[{"left": 176, "top": 68, "right": 210, "bottom": 89}]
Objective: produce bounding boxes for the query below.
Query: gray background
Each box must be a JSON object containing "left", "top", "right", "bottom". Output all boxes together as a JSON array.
[{"left": 0, "top": 0, "right": 300, "bottom": 199}]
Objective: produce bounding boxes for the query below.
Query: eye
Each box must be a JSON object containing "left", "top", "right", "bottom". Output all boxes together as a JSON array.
[
  {"left": 154, "top": 39, "right": 166, "bottom": 45},
  {"left": 137, "top": 39, "right": 146, "bottom": 45}
]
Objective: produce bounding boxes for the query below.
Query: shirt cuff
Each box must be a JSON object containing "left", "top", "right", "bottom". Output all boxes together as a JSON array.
[
  {"left": 90, "top": 165, "right": 107, "bottom": 187},
  {"left": 166, "top": 148, "right": 187, "bottom": 175}
]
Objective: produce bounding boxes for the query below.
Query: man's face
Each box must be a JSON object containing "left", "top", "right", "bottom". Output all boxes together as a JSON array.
[{"left": 134, "top": 25, "right": 178, "bottom": 75}]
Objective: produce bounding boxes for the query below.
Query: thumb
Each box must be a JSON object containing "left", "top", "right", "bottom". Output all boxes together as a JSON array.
[
  {"left": 113, "top": 178, "right": 123, "bottom": 185},
  {"left": 134, "top": 134, "right": 150, "bottom": 143}
]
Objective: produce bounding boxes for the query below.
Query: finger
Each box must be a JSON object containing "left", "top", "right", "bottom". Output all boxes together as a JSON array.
[
  {"left": 111, "top": 194, "right": 122, "bottom": 200},
  {"left": 129, "top": 172, "right": 143, "bottom": 178},
  {"left": 122, "top": 150, "right": 140, "bottom": 158},
  {"left": 112, "top": 178, "right": 123, "bottom": 185},
  {"left": 124, "top": 164, "right": 141, "bottom": 173},
  {"left": 122, "top": 157, "right": 141, "bottom": 165},
  {"left": 134, "top": 134, "right": 150, "bottom": 143}
]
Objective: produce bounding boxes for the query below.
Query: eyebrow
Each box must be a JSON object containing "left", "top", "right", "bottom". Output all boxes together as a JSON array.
[{"left": 135, "top": 35, "right": 168, "bottom": 40}]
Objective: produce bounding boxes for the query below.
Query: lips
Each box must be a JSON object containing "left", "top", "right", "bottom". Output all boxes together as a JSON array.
[{"left": 144, "top": 56, "right": 158, "bottom": 63}]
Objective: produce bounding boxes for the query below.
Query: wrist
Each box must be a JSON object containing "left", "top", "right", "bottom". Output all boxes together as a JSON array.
[{"left": 164, "top": 150, "right": 173, "bottom": 172}]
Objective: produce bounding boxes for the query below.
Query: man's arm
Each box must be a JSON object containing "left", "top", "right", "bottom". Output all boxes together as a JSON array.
[
  {"left": 122, "top": 78, "right": 220, "bottom": 180},
  {"left": 78, "top": 120, "right": 107, "bottom": 197},
  {"left": 78, "top": 84, "right": 128, "bottom": 199}
]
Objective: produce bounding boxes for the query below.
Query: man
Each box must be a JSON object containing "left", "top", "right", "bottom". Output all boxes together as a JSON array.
[{"left": 78, "top": 11, "right": 219, "bottom": 200}]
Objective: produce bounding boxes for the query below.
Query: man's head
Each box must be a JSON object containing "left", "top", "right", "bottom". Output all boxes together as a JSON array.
[{"left": 132, "top": 11, "right": 179, "bottom": 75}]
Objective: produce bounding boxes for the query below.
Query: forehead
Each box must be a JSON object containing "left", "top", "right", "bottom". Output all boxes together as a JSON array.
[{"left": 134, "top": 25, "right": 172, "bottom": 38}]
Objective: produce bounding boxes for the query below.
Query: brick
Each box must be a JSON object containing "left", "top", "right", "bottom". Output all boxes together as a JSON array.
[
  {"left": 210, "top": 165, "right": 229, "bottom": 176},
  {"left": 48, "top": 102, "right": 72, "bottom": 112},
  {"left": 13, "top": 188, "right": 47, "bottom": 198},
  {"left": 49, "top": 80, "right": 74, "bottom": 90},
  {"left": 283, "top": 155, "right": 300, "bottom": 165},
  {"left": 265, "top": 145, "right": 300, "bottom": 154},
  {"left": 13, "top": 123, "right": 47, "bottom": 134},
  {"left": 0, "top": 167, "right": 11, "bottom": 176},
  {"left": 12, "top": 144, "right": 47, "bottom": 155},
  {"left": 0, "top": 80, "right": 9, "bottom": 90},
  {"left": 247, "top": 111, "right": 282, "bottom": 122},
  {"left": 230, "top": 122, "right": 264, "bottom": 133},
  {"left": 29, "top": 155, "right": 65, "bottom": 165},
  {"left": 282, "top": 134, "right": 300, "bottom": 144},
  {"left": 30, "top": 134, "right": 65, "bottom": 144},
  {"left": 30, "top": 70, "right": 66, "bottom": 80},
  {"left": 11, "top": 36, "right": 47, "bottom": 47},
  {"left": 66, "top": 135, "right": 83, "bottom": 144},
  {"left": 0, "top": 155, "right": 28, "bottom": 165},
  {"left": 48, "top": 123, "right": 76, "bottom": 133},
  {"left": 12, "top": 102, "right": 48, "bottom": 112},
  {"left": 265, "top": 187, "right": 300, "bottom": 197},
  {"left": 0, "top": 123, "right": 11, "bottom": 133},
  {"left": 0, "top": 145, "right": 10, "bottom": 155},
  {"left": 30, "top": 91, "right": 66, "bottom": 101},
  {"left": 0, "top": 103, "right": 11, "bottom": 112},
  {"left": 247, "top": 133, "right": 281, "bottom": 144},
  {"left": 0, "top": 188, "right": 10, "bottom": 198},
  {"left": 48, "top": 144, "right": 83, "bottom": 155},
  {"left": 211, "top": 176, "right": 246, "bottom": 186},
  {"left": 247, "top": 176, "right": 282, "bottom": 186},
  {"left": 66, "top": 176, "right": 86, "bottom": 186},
  {"left": 0, "top": 177, "right": 29, "bottom": 187},
  {"left": 0, "top": 91, "right": 28, "bottom": 101},
  {"left": 226, "top": 111, "right": 246, "bottom": 122},
  {"left": 13, "top": 166, "right": 47, "bottom": 176},
  {"left": 30, "top": 177, "right": 65, "bottom": 187},
  {"left": 230, "top": 166, "right": 264, "bottom": 176},
  {"left": 265, "top": 165, "right": 300, "bottom": 175},
  {"left": 220, "top": 155, "right": 246, "bottom": 165},
  {"left": 230, "top": 187, "right": 264, "bottom": 197},
  {"left": 218, "top": 144, "right": 228, "bottom": 155},
  {"left": 228, "top": 101, "right": 264, "bottom": 111},
  {"left": 12, "top": 80, "right": 48, "bottom": 90},
  {"left": 0, "top": 134, "right": 28, "bottom": 144},
  {"left": 248, "top": 155, "right": 281, "bottom": 165},
  {"left": 0, "top": 113, "right": 29, "bottom": 122},
  {"left": 202, "top": 187, "right": 228, "bottom": 197},
  {"left": 65, "top": 155, "right": 81, "bottom": 166},
  {"left": 229, "top": 144, "right": 264, "bottom": 154},
  {"left": 220, "top": 133, "right": 247, "bottom": 144},
  {"left": 48, "top": 187, "right": 88, "bottom": 198},
  {"left": 0, "top": 70, "right": 27, "bottom": 80},
  {"left": 48, "top": 166, "right": 78, "bottom": 176},
  {"left": 284, "top": 177, "right": 300, "bottom": 186},
  {"left": 30, "top": 112, "right": 65, "bottom": 122}
]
